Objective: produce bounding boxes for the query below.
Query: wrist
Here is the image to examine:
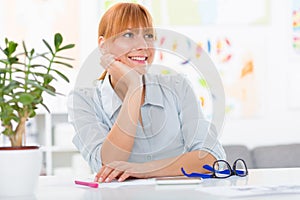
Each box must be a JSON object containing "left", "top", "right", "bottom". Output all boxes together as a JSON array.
[
  {"left": 127, "top": 75, "right": 144, "bottom": 92},
  {"left": 141, "top": 161, "right": 158, "bottom": 178}
]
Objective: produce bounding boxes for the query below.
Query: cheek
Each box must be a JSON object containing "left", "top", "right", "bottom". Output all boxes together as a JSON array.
[
  {"left": 147, "top": 49, "right": 155, "bottom": 63},
  {"left": 108, "top": 40, "right": 133, "bottom": 56},
  {"left": 118, "top": 55, "right": 131, "bottom": 65}
]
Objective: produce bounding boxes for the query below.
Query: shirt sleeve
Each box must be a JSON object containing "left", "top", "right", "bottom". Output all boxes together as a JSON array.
[
  {"left": 67, "top": 88, "right": 109, "bottom": 173},
  {"left": 176, "top": 76, "right": 226, "bottom": 161}
]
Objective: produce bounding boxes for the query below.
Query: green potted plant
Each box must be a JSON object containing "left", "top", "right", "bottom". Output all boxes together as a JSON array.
[{"left": 0, "top": 33, "right": 75, "bottom": 197}]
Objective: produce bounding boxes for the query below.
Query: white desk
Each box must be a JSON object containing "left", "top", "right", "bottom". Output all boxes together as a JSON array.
[{"left": 7, "top": 168, "right": 300, "bottom": 200}]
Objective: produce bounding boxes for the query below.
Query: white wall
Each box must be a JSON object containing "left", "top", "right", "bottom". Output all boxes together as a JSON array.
[
  {"left": 220, "top": 0, "right": 300, "bottom": 148},
  {"left": 1, "top": 0, "right": 300, "bottom": 149}
]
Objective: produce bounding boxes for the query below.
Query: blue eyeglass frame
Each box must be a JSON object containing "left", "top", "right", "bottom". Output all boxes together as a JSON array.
[{"left": 181, "top": 158, "right": 248, "bottom": 179}]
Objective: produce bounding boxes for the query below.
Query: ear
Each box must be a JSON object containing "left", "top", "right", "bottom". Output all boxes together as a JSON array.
[
  {"left": 99, "top": 36, "right": 106, "bottom": 47},
  {"left": 98, "top": 36, "right": 106, "bottom": 54}
]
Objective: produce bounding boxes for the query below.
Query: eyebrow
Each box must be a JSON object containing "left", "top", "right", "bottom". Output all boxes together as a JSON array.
[{"left": 125, "top": 28, "right": 154, "bottom": 33}]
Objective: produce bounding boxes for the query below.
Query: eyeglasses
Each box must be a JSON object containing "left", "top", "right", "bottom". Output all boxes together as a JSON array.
[{"left": 181, "top": 158, "right": 248, "bottom": 179}]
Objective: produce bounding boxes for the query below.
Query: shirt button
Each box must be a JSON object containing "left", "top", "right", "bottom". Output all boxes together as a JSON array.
[{"left": 146, "top": 155, "right": 152, "bottom": 161}]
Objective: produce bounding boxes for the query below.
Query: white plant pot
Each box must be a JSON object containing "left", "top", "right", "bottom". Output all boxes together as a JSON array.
[{"left": 0, "top": 146, "right": 42, "bottom": 197}]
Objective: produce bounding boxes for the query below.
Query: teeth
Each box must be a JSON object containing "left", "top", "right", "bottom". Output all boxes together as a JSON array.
[{"left": 130, "top": 56, "right": 146, "bottom": 61}]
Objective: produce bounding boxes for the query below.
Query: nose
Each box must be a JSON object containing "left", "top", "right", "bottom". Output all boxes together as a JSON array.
[{"left": 133, "top": 34, "right": 149, "bottom": 50}]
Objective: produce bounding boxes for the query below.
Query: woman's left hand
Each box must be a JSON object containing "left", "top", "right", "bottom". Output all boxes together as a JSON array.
[{"left": 94, "top": 161, "right": 153, "bottom": 183}]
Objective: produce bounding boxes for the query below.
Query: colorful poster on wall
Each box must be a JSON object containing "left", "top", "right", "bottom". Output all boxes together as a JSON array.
[
  {"left": 151, "top": 0, "right": 270, "bottom": 26},
  {"left": 216, "top": 35, "right": 265, "bottom": 118},
  {"left": 287, "top": 0, "right": 300, "bottom": 108},
  {"left": 154, "top": 28, "right": 266, "bottom": 119},
  {"left": 292, "top": 0, "right": 300, "bottom": 53}
]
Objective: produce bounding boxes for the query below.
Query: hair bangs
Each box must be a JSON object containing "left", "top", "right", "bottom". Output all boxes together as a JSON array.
[{"left": 99, "top": 3, "right": 153, "bottom": 39}]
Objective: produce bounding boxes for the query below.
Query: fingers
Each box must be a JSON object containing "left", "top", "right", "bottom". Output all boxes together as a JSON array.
[
  {"left": 94, "top": 161, "right": 151, "bottom": 183},
  {"left": 117, "top": 171, "right": 131, "bottom": 182},
  {"left": 94, "top": 165, "right": 112, "bottom": 182},
  {"left": 105, "top": 169, "right": 123, "bottom": 182},
  {"left": 94, "top": 162, "right": 132, "bottom": 183}
]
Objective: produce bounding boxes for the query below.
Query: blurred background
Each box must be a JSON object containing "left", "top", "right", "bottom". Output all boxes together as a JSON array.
[{"left": 1, "top": 0, "right": 300, "bottom": 174}]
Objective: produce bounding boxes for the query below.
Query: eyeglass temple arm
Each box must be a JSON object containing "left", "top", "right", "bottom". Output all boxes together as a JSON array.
[{"left": 181, "top": 167, "right": 212, "bottom": 179}]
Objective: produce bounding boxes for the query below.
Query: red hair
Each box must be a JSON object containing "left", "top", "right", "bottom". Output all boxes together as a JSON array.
[{"left": 98, "top": 3, "right": 153, "bottom": 39}]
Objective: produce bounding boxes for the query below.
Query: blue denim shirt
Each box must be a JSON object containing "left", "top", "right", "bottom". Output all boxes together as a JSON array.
[{"left": 68, "top": 73, "right": 225, "bottom": 173}]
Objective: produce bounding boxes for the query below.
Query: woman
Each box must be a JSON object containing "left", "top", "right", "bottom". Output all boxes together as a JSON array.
[{"left": 69, "top": 2, "right": 225, "bottom": 183}]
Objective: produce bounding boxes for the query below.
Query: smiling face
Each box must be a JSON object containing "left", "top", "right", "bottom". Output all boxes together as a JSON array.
[
  {"left": 98, "top": 3, "right": 155, "bottom": 73},
  {"left": 105, "top": 28, "right": 155, "bottom": 70}
]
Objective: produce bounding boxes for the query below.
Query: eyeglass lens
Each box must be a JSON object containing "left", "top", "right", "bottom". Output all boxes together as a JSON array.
[
  {"left": 213, "top": 160, "right": 231, "bottom": 178},
  {"left": 233, "top": 159, "right": 248, "bottom": 177}
]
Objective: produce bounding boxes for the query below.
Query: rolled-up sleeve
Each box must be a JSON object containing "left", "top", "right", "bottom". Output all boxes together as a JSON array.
[
  {"left": 177, "top": 77, "right": 226, "bottom": 161},
  {"left": 68, "top": 88, "right": 109, "bottom": 172}
]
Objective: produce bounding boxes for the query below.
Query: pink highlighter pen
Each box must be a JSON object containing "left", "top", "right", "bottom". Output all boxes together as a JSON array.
[{"left": 74, "top": 180, "right": 99, "bottom": 188}]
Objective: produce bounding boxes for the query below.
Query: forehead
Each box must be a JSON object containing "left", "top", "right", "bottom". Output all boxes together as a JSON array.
[
  {"left": 112, "top": 12, "right": 152, "bottom": 35},
  {"left": 117, "top": 20, "right": 151, "bottom": 32}
]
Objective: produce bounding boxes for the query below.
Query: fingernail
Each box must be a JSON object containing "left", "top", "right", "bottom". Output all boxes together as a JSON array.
[
  {"left": 118, "top": 177, "right": 122, "bottom": 182},
  {"left": 99, "top": 177, "right": 103, "bottom": 183},
  {"left": 105, "top": 178, "right": 110, "bottom": 183}
]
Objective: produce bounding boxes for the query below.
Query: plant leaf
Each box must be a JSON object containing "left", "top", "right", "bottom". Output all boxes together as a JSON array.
[
  {"left": 0, "top": 59, "right": 9, "bottom": 65},
  {"left": 54, "top": 33, "right": 63, "bottom": 51},
  {"left": 40, "top": 102, "right": 50, "bottom": 113},
  {"left": 42, "top": 39, "right": 54, "bottom": 55},
  {"left": 39, "top": 54, "right": 51, "bottom": 61},
  {"left": 53, "top": 60, "right": 73, "bottom": 68},
  {"left": 3, "top": 80, "right": 19, "bottom": 94},
  {"left": 8, "top": 56, "right": 18, "bottom": 64},
  {"left": 58, "top": 44, "right": 75, "bottom": 52},
  {"left": 30, "top": 64, "right": 48, "bottom": 69},
  {"left": 30, "top": 48, "right": 35, "bottom": 57},
  {"left": 7, "top": 41, "right": 18, "bottom": 56},
  {"left": 55, "top": 55, "right": 74, "bottom": 60},
  {"left": 22, "top": 41, "right": 28, "bottom": 56},
  {"left": 29, "top": 110, "right": 36, "bottom": 118},
  {"left": 18, "top": 93, "right": 35, "bottom": 105},
  {"left": 45, "top": 85, "right": 56, "bottom": 93},
  {"left": 43, "top": 74, "right": 54, "bottom": 85},
  {"left": 33, "top": 52, "right": 49, "bottom": 59},
  {"left": 51, "top": 69, "right": 70, "bottom": 82},
  {"left": 27, "top": 80, "right": 56, "bottom": 95}
]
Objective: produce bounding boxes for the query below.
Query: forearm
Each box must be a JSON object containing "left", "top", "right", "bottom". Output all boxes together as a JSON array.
[
  {"left": 94, "top": 150, "right": 217, "bottom": 183},
  {"left": 145, "top": 150, "right": 216, "bottom": 177},
  {"left": 101, "top": 85, "right": 143, "bottom": 164}
]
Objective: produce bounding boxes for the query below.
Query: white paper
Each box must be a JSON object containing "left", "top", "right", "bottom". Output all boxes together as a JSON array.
[
  {"left": 98, "top": 178, "right": 156, "bottom": 188},
  {"left": 155, "top": 176, "right": 202, "bottom": 185},
  {"left": 196, "top": 185, "right": 300, "bottom": 197}
]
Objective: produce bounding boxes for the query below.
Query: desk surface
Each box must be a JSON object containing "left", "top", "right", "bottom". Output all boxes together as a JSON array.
[{"left": 11, "top": 168, "right": 300, "bottom": 200}]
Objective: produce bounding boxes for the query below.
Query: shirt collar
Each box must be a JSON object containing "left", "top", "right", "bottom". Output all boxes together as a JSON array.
[{"left": 100, "top": 75, "right": 122, "bottom": 118}]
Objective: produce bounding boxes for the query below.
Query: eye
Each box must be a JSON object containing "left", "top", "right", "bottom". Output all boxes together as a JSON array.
[
  {"left": 123, "top": 32, "right": 134, "bottom": 38},
  {"left": 144, "top": 33, "right": 154, "bottom": 39}
]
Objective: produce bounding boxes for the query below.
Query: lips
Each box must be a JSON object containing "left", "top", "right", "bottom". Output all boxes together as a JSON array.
[
  {"left": 129, "top": 56, "right": 148, "bottom": 61},
  {"left": 128, "top": 56, "right": 148, "bottom": 64}
]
